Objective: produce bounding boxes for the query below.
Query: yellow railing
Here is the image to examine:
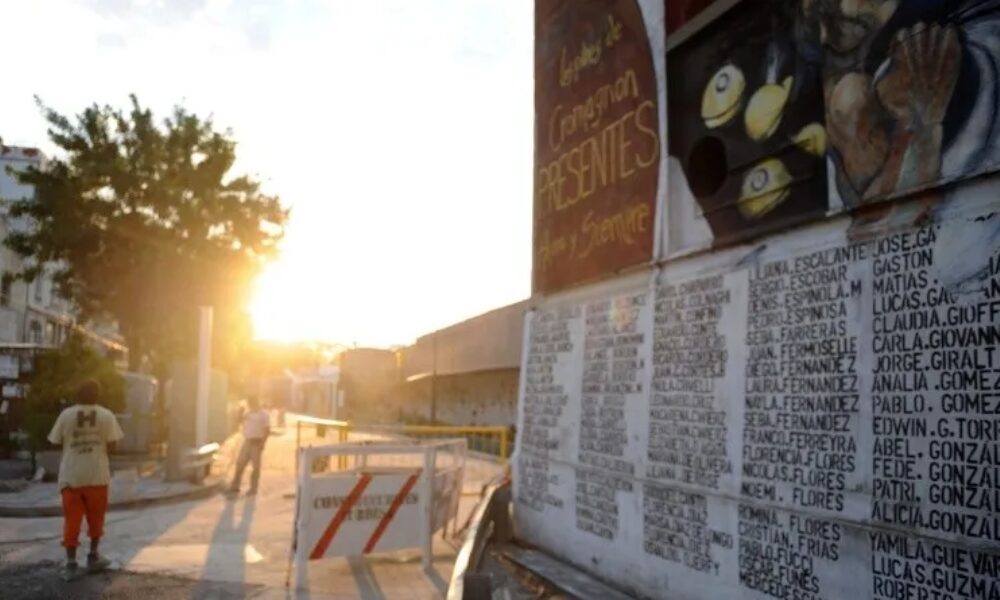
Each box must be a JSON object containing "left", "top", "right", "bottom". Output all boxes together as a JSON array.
[
  {"left": 356, "top": 424, "right": 510, "bottom": 463},
  {"left": 288, "top": 414, "right": 511, "bottom": 467},
  {"left": 291, "top": 414, "right": 351, "bottom": 471}
]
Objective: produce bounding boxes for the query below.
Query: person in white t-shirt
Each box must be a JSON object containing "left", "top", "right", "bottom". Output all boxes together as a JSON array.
[
  {"left": 228, "top": 396, "right": 270, "bottom": 496},
  {"left": 47, "top": 379, "right": 124, "bottom": 579}
]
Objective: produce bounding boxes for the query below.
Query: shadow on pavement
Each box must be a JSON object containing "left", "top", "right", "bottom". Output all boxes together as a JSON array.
[
  {"left": 0, "top": 495, "right": 211, "bottom": 600},
  {"left": 192, "top": 494, "right": 257, "bottom": 598},
  {"left": 424, "top": 564, "right": 448, "bottom": 595},
  {"left": 348, "top": 556, "right": 386, "bottom": 600}
]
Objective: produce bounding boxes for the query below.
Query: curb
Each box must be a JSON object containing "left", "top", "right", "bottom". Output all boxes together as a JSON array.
[{"left": 0, "top": 480, "right": 224, "bottom": 518}]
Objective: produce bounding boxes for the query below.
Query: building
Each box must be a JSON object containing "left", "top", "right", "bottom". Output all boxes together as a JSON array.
[
  {"left": 336, "top": 347, "right": 400, "bottom": 422},
  {"left": 397, "top": 300, "right": 527, "bottom": 426},
  {"left": 0, "top": 145, "right": 128, "bottom": 445},
  {"left": 287, "top": 365, "right": 341, "bottom": 418},
  {"left": 0, "top": 145, "right": 125, "bottom": 357},
  {"left": 512, "top": 1, "right": 1000, "bottom": 598}
]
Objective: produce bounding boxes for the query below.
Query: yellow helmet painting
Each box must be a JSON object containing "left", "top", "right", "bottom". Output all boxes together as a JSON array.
[
  {"left": 744, "top": 75, "right": 793, "bottom": 141},
  {"left": 738, "top": 158, "right": 792, "bottom": 218},
  {"left": 701, "top": 64, "right": 746, "bottom": 129}
]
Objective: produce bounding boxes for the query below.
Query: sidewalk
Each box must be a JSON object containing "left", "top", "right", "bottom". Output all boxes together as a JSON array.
[
  {"left": 0, "top": 475, "right": 224, "bottom": 517},
  {"left": 0, "top": 436, "right": 240, "bottom": 518}
]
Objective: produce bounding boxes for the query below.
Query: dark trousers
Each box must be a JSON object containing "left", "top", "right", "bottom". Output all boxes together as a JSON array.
[{"left": 231, "top": 438, "right": 265, "bottom": 491}]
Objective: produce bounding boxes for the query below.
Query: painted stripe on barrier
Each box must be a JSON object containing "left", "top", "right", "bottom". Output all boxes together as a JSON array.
[
  {"left": 309, "top": 473, "right": 372, "bottom": 560},
  {"left": 363, "top": 470, "right": 421, "bottom": 554}
]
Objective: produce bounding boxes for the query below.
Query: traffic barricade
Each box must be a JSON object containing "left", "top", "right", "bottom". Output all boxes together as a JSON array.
[{"left": 288, "top": 439, "right": 467, "bottom": 589}]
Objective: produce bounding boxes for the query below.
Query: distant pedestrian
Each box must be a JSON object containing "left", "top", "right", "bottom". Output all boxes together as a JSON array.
[
  {"left": 47, "top": 379, "right": 124, "bottom": 579},
  {"left": 228, "top": 396, "right": 270, "bottom": 496}
]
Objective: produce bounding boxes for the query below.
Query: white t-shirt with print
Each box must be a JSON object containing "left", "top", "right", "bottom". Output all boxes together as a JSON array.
[{"left": 47, "top": 404, "right": 124, "bottom": 489}]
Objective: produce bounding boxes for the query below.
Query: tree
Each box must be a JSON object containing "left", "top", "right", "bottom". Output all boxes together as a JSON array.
[
  {"left": 23, "top": 333, "right": 125, "bottom": 469},
  {"left": 6, "top": 96, "right": 287, "bottom": 380}
]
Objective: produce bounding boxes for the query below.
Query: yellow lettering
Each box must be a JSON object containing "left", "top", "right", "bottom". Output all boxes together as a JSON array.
[
  {"left": 557, "top": 12, "right": 624, "bottom": 87},
  {"left": 554, "top": 69, "right": 640, "bottom": 142},
  {"left": 559, "top": 40, "right": 602, "bottom": 88},
  {"left": 578, "top": 204, "right": 651, "bottom": 258},
  {"left": 605, "top": 15, "right": 623, "bottom": 48},
  {"left": 548, "top": 104, "right": 565, "bottom": 152},
  {"left": 538, "top": 228, "right": 572, "bottom": 269},
  {"left": 562, "top": 146, "right": 583, "bottom": 210},
  {"left": 617, "top": 111, "right": 635, "bottom": 180},
  {"left": 634, "top": 100, "right": 659, "bottom": 169},
  {"left": 537, "top": 92, "right": 659, "bottom": 216}
]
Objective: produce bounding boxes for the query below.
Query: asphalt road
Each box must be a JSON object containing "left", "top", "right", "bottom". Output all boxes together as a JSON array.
[
  {"left": 0, "top": 421, "right": 504, "bottom": 600},
  {"left": 0, "top": 560, "right": 277, "bottom": 600}
]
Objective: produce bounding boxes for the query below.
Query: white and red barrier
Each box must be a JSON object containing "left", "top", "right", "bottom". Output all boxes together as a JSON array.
[{"left": 290, "top": 439, "right": 466, "bottom": 588}]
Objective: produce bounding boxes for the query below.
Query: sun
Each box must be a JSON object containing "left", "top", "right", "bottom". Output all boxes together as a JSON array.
[{"left": 249, "top": 260, "right": 312, "bottom": 343}]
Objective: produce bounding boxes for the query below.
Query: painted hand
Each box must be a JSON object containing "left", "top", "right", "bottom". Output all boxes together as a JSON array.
[
  {"left": 826, "top": 72, "right": 889, "bottom": 196},
  {"left": 875, "top": 23, "right": 960, "bottom": 129}
]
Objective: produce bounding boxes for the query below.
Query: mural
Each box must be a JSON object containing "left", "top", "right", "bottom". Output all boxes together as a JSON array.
[
  {"left": 520, "top": 1, "right": 1000, "bottom": 598},
  {"left": 665, "top": 0, "right": 1000, "bottom": 254},
  {"left": 802, "top": 0, "right": 1000, "bottom": 207},
  {"left": 666, "top": 0, "right": 829, "bottom": 250},
  {"left": 533, "top": 0, "right": 663, "bottom": 294}
]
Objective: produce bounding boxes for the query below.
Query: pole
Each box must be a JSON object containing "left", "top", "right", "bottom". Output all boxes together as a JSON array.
[
  {"left": 295, "top": 420, "right": 301, "bottom": 479},
  {"left": 292, "top": 446, "right": 310, "bottom": 590},
  {"left": 420, "top": 447, "right": 435, "bottom": 572},
  {"left": 430, "top": 332, "right": 437, "bottom": 423},
  {"left": 500, "top": 428, "right": 509, "bottom": 463},
  {"left": 196, "top": 306, "right": 213, "bottom": 447}
]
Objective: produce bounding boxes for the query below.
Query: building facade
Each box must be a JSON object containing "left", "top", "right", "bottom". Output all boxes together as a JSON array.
[
  {"left": 517, "top": 1, "right": 1000, "bottom": 598},
  {"left": 398, "top": 301, "right": 527, "bottom": 426},
  {"left": 0, "top": 145, "right": 128, "bottom": 442},
  {"left": 0, "top": 145, "right": 125, "bottom": 356}
]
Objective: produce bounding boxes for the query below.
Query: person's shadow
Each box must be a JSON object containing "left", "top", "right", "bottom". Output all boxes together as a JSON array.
[{"left": 192, "top": 495, "right": 257, "bottom": 597}]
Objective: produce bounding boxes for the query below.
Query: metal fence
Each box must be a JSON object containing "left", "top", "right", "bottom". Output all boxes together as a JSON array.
[
  {"left": 290, "top": 414, "right": 351, "bottom": 471},
  {"left": 289, "top": 415, "right": 510, "bottom": 464},
  {"left": 353, "top": 424, "right": 510, "bottom": 463}
]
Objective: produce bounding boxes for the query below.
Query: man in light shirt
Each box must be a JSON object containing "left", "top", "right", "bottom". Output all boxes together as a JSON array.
[
  {"left": 47, "top": 379, "right": 124, "bottom": 579},
  {"left": 228, "top": 395, "right": 270, "bottom": 496}
]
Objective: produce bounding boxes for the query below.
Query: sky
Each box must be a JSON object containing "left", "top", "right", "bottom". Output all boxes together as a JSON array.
[{"left": 0, "top": 0, "right": 533, "bottom": 348}]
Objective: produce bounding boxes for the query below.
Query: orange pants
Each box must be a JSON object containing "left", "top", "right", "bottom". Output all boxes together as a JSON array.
[{"left": 61, "top": 485, "right": 108, "bottom": 548}]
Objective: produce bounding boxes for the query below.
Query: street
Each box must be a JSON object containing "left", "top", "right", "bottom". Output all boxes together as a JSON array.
[{"left": 0, "top": 423, "right": 503, "bottom": 599}]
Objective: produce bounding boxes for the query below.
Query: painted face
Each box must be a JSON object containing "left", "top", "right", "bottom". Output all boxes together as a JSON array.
[{"left": 804, "top": 0, "right": 898, "bottom": 55}]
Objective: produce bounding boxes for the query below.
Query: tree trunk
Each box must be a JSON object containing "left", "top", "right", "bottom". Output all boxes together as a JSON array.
[{"left": 126, "top": 333, "right": 143, "bottom": 372}]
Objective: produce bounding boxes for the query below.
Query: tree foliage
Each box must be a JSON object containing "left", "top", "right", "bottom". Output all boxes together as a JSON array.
[
  {"left": 23, "top": 333, "right": 125, "bottom": 452},
  {"left": 6, "top": 96, "right": 287, "bottom": 373}
]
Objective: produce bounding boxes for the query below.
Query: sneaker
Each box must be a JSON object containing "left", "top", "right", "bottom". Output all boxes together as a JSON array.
[
  {"left": 86, "top": 555, "right": 111, "bottom": 574},
  {"left": 60, "top": 561, "right": 81, "bottom": 581}
]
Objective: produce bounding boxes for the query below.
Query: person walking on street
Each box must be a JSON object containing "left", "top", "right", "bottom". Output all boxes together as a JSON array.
[
  {"left": 228, "top": 396, "right": 270, "bottom": 496},
  {"left": 47, "top": 379, "right": 124, "bottom": 580}
]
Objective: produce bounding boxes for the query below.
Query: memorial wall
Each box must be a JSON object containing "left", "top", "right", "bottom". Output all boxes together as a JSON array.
[
  {"left": 518, "top": 1, "right": 1000, "bottom": 598},
  {"left": 515, "top": 186, "right": 1000, "bottom": 599}
]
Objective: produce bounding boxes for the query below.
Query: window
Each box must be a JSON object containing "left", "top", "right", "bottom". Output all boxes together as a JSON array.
[
  {"left": 45, "top": 322, "right": 56, "bottom": 346},
  {"left": 0, "top": 277, "right": 10, "bottom": 307},
  {"left": 28, "top": 321, "right": 42, "bottom": 345},
  {"left": 33, "top": 278, "right": 43, "bottom": 304}
]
